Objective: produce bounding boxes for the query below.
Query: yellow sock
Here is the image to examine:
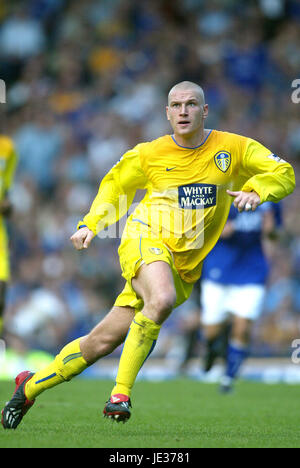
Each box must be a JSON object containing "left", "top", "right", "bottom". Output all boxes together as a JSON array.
[
  {"left": 25, "top": 338, "right": 88, "bottom": 400},
  {"left": 111, "top": 312, "right": 161, "bottom": 397}
]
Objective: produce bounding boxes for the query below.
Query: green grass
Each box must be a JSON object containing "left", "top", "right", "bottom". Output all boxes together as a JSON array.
[{"left": 0, "top": 378, "right": 299, "bottom": 448}]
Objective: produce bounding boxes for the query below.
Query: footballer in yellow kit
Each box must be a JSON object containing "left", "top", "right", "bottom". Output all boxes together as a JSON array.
[
  {"left": 1, "top": 81, "right": 295, "bottom": 430},
  {"left": 0, "top": 136, "right": 17, "bottom": 336},
  {"left": 78, "top": 130, "right": 294, "bottom": 310}
]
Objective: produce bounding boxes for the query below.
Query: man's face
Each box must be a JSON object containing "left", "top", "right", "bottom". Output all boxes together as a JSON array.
[{"left": 166, "top": 89, "right": 208, "bottom": 137}]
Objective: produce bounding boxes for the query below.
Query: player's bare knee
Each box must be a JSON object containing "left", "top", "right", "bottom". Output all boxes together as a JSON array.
[
  {"left": 145, "top": 289, "right": 176, "bottom": 323},
  {"left": 153, "top": 289, "right": 176, "bottom": 312}
]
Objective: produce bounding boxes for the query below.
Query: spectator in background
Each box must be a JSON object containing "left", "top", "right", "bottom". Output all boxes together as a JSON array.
[
  {"left": 0, "top": 5, "right": 46, "bottom": 60},
  {"left": 14, "top": 101, "right": 63, "bottom": 194},
  {"left": 5, "top": 283, "right": 72, "bottom": 353}
]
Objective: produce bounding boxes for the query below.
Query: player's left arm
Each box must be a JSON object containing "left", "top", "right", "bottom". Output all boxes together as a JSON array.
[{"left": 229, "top": 138, "right": 296, "bottom": 212}]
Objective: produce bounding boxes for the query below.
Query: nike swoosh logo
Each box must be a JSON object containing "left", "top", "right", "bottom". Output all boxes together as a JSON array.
[{"left": 166, "top": 167, "right": 176, "bottom": 171}]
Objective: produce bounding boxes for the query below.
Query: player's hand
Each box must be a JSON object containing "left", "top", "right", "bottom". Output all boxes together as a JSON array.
[
  {"left": 226, "top": 190, "right": 261, "bottom": 212},
  {"left": 70, "top": 227, "right": 95, "bottom": 250}
]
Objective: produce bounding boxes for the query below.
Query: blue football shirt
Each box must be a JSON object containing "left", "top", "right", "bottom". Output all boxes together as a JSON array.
[{"left": 202, "top": 202, "right": 281, "bottom": 285}]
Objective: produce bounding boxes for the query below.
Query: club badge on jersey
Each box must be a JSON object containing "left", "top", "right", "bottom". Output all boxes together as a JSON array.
[{"left": 214, "top": 151, "right": 231, "bottom": 173}]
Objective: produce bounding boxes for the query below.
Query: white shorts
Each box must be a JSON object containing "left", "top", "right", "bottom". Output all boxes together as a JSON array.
[{"left": 201, "top": 280, "right": 265, "bottom": 325}]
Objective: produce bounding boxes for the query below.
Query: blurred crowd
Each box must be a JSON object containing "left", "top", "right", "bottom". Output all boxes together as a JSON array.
[{"left": 0, "top": 0, "right": 300, "bottom": 365}]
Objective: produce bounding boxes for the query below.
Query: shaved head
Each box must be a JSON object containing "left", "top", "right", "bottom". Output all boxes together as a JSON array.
[
  {"left": 168, "top": 81, "right": 205, "bottom": 105},
  {"left": 166, "top": 80, "right": 209, "bottom": 146}
]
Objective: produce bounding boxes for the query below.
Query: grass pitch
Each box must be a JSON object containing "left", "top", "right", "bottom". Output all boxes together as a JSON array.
[{"left": 0, "top": 378, "right": 299, "bottom": 448}]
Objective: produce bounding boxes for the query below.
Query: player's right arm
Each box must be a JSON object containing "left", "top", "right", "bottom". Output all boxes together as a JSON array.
[
  {"left": 70, "top": 145, "right": 148, "bottom": 250},
  {"left": 70, "top": 226, "right": 95, "bottom": 250}
]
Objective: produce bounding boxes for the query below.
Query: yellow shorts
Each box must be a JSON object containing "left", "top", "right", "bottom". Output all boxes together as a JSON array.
[
  {"left": 0, "top": 218, "right": 10, "bottom": 281},
  {"left": 0, "top": 221, "right": 9, "bottom": 282},
  {"left": 114, "top": 221, "right": 194, "bottom": 312}
]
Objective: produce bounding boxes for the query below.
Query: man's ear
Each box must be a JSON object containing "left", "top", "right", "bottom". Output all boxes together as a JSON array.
[
  {"left": 166, "top": 106, "right": 170, "bottom": 121},
  {"left": 203, "top": 104, "right": 209, "bottom": 119}
]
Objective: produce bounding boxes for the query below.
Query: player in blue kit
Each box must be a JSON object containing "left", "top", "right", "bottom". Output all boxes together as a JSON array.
[{"left": 200, "top": 202, "right": 281, "bottom": 392}]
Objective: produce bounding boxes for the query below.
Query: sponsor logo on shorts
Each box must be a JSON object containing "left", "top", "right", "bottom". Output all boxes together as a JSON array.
[
  {"left": 214, "top": 151, "right": 231, "bottom": 173},
  {"left": 149, "top": 247, "right": 163, "bottom": 255},
  {"left": 178, "top": 183, "right": 217, "bottom": 209}
]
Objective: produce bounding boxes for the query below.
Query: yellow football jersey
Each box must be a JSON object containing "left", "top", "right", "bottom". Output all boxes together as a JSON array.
[
  {"left": 0, "top": 135, "right": 18, "bottom": 281},
  {"left": 79, "top": 130, "right": 295, "bottom": 283},
  {"left": 0, "top": 135, "right": 17, "bottom": 201}
]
